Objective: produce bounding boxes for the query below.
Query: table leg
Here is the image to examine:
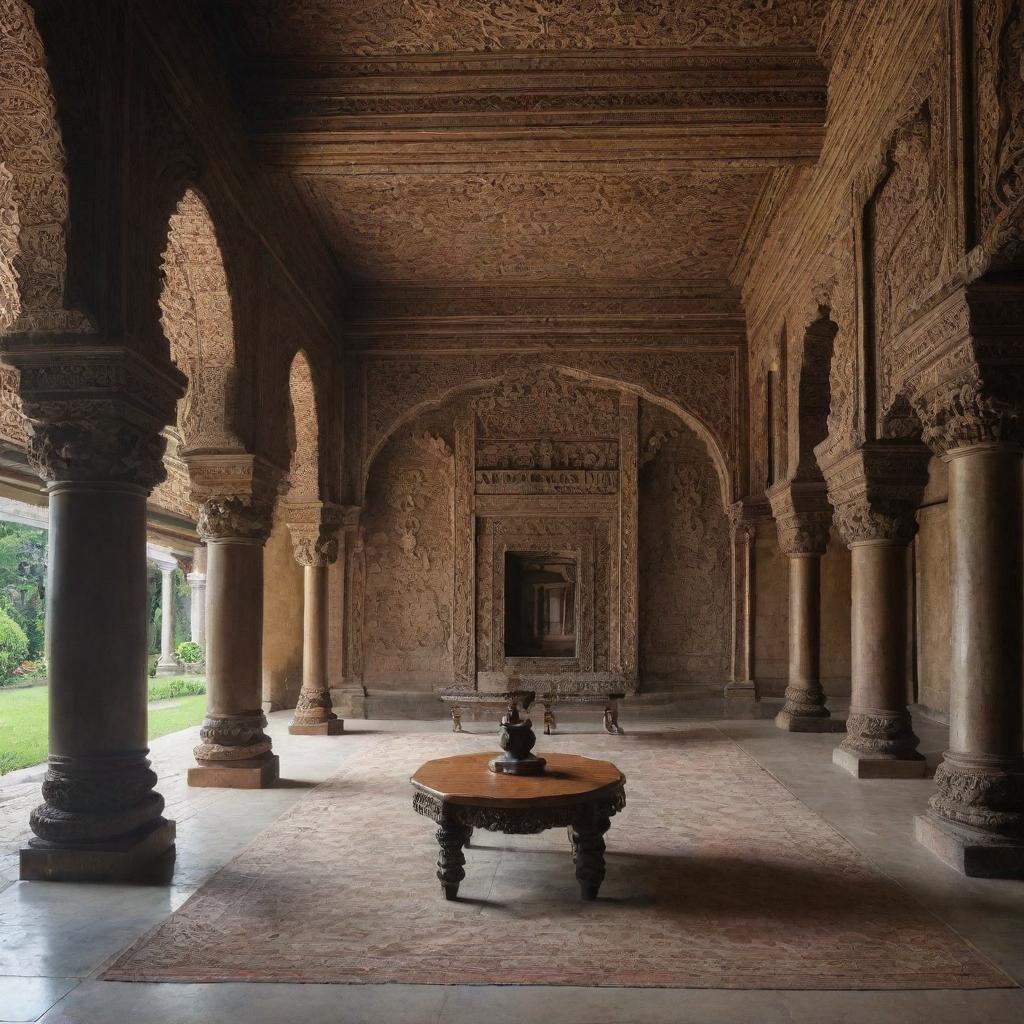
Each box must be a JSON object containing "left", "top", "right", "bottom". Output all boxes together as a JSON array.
[
  {"left": 451, "top": 706, "right": 463, "bottom": 733},
  {"left": 571, "top": 813, "right": 611, "bottom": 900},
  {"left": 603, "top": 702, "right": 623, "bottom": 735},
  {"left": 436, "top": 821, "right": 472, "bottom": 900},
  {"left": 464, "top": 827, "right": 473, "bottom": 849},
  {"left": 544, "top": 703, "right": 556, "bottom": 735}
]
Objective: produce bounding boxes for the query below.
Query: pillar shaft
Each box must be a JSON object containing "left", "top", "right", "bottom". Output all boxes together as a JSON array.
[
  {"left": 187, "top": 492, "right": 279, "bottom": 789},
  {"left": 788, "top": 554, "right": 821, "bottom": 696},
  {"left": 187, "top": 572, "right": 207, "bottom": 648},
  {"left": 835, "top": 540, "right": 923, "bottom": 776},
  {"left": 155, "top": 566, "right": 177, "bottom": 673},
  {"left": 928, "top": 444, "right": 1024, "bottom": 835},
  {"left": 2, "top": 339, "right": 185, "bottom": 883},
  {"left": 286, "top": 510, "right": 344, "bottom": 735}
]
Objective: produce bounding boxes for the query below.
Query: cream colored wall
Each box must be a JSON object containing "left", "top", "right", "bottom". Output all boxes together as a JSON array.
[{"left": 261, "top": 517, "right": 304, "bottom": 710}]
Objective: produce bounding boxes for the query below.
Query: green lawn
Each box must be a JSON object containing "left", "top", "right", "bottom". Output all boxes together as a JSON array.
[{"left": 0, "top": 682, "right": 207, "bottom": 776}]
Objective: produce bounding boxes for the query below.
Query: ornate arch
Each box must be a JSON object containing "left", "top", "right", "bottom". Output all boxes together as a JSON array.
[
  {"left": 362, "top": 363, "right": 733, "bottom": 508},
  {"left": 286, "top": 349, "right": 321, "bottom": 501},
  {"left": 0, "top": 0, "right": 87, "bottom": 333},
  {"left": 793, "top": 310, "right": 838, "bottom": 482},
  {"left": 159, "top": 188, "right": 241, "bottom": 452}
]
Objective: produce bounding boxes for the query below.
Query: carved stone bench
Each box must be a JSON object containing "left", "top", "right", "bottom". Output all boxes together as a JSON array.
[{"left": 438, "top": 689, "right": 535, "bottom": 733}]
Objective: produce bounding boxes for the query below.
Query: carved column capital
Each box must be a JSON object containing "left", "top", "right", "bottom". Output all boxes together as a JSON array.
[
  {"left": 727, "top": 496, "right": 771, "bottom": 541},
  {"left": 0, "top": 340, "right": 186, "bottom": 490},
  {"left": 285, "top": 501, "right": 343, "bottom": 567},
  {"left": 901, "top": 283, "right": 1024, "bottom": 456},
  {"left": 184, "top": 452, "right": 283, "bottom": 543},
  {"left": 822, "top": 444, "right": 930, "bottom": 546},
  {"left": 766, "top": 481, "right": 832, "bottom": 556}
]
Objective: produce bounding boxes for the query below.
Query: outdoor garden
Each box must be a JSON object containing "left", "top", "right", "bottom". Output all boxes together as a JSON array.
[{"left": 0, "top": 522, "right": 207, "bottom": 775}]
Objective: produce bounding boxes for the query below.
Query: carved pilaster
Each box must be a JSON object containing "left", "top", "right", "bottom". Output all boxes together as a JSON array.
[
  {"left": 285, "top": 502, "right": 344, "bottom": 733},
  {"left": 0, "top": 340, "right": 185, "bottom": 490},
  {"left": 726, "top": 496, "right": 771, "bottom": 693},
  {"left": 821, "top": 444, "right": 931, "bottom": 547},
  {"left": 766, "top": 481, "right": 832, "bottom": 556}
]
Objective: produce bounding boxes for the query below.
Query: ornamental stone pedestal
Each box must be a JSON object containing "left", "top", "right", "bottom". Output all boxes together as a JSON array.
[
  {"left": 183, "top": 454, "right": 282, "bottom": 789},
  {"left": 825, "top": 446, "right": 930, "bottom": 779},
  {"left": 907, "top": 281, "right": 1024, "bottom": 877},
  {"left": 0, "top": 340, "right": 185, "bottom": 882},
  {"left": 286, "top": 503, "right": 344, "bottom": 736},
  {"left": 726, "top": 497, "right": 771, "bottom": 700},
  {"left": 767, "top": 482, "right": 845, "bottom": 733}
]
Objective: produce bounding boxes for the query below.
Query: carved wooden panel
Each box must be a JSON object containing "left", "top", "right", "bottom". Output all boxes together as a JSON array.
[{"left": 638, "top": 402, "right": 731, "bottom": 687}]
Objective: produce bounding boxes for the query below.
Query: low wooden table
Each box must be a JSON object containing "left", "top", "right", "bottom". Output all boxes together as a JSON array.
[
  {"left": 411, "top": 752, "right": 626, "bottom": 901},
  {"left": 540, "top": 690, "right": 626, "bottom": 735}
]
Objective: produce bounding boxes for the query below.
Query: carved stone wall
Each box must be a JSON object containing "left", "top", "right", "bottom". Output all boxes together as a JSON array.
[
  {"left": 360, "top": 411, "right": 455, "bottom": 690},
  {"left": 638, "top": 402, "right": 731, "bottom": 689}
]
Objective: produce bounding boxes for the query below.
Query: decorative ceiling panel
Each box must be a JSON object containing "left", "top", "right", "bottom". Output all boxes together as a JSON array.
[
  {"left": 303, "top": 171, "right": 766, "bottom": 285},
  {"left": 236, "top": 0, "right": 829, "bottom": 57}
]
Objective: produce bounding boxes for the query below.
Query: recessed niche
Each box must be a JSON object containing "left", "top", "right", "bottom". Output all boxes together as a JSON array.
[{"left": 504, "top": 551, "right": 578, "bottom": 658}]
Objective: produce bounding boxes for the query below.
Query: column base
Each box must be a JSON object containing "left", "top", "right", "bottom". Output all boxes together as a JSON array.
[
  {"left": 915, "top": 811, "right": 1024, "bottom": 879},
  {"left": 833, "top": 746, "right": 927, "bottom": 779},
  {"left": 20, "top": 820, "right": 176, "bottom": 884},
  {"left": 187, "top": 754, "right": 279, "bottom": 789},
  {"left": 775, "top": 710, "right": 846, "bottom": 733},
  {"left": 289, "top": 719, "right": 345, "bottom": 736},
  {"left": 724, "top": 680, "right": 757, "bottom": 701},
  {"left": 154, "top": 662, "right": 179, "bottom": 677}
]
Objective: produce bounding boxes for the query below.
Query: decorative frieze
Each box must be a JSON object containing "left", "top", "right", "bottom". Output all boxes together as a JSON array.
[{"left": 475, "top": 469, "right": 618, "bottom": 495}]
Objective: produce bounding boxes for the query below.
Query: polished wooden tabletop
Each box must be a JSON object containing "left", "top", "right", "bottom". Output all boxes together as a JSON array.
[{"left": 410, "top": 752, "right": 624, "bottom": 808}]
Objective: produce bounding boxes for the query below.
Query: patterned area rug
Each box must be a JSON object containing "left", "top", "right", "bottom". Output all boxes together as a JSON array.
[{"left": 105, "top": 728, "right": 1013, "bottom": 989}]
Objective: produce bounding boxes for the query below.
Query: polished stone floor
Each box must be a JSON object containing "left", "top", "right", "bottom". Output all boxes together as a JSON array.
[{"left": 1, "top": 709, "right": 1023, "bottom": 1023}]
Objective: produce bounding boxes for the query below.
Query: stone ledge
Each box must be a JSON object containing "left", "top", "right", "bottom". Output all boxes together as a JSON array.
[
  {"left": 289, "top": 720, "right": 345, "bottom": 736},
  {"left": 833, "top": 746, "right": 927, "bottom": 779},
  {"left": 187, "top": 754, "right": 280, "bottom": 790},
  {"left": 775, "top": 710, "right": 847, "bottom": 733},
  {"left": 915, "top": 812, "right": 1024, "bottom": 879},
  {"left": 20, "top": 820, "right": 176, "bottom": 884}
]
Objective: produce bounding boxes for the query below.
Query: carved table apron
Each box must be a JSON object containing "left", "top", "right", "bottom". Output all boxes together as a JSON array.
[{"left": 410, "top": 751, "right": 626, "bottom": 900}]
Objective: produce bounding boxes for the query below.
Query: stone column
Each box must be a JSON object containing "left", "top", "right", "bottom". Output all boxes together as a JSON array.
[
  {"left": 286, "top": 503, "right": 344, "bottom": 735},
  {"left": 726, "top": 497, "right": 771, "bottom": 699},
  {"left": 0, "top": 341, "right": 184, "bottom": 882},
  {"left": 187, "top": 570, "right": 207, "bottom": 649},
  {"left": 183, "top": 455, "right": 282, "bottom": 789},
  {"left": 337, "top": 507, "right": 367, "bottom": 719},
  {"left": 827, "top": 446, "right": 930, "bottom": 778},
  {"left": 153, "top": 555, "right": 178, "bottom": 676},
  {"left": 909, "top": 281, "right": 1024, "bottom": 877},
  {"left": 916, "top": 439, "right": 1024, "bottom": 874},
  {"left": 767, "top": 481, "right": 844, "bottom": 732}
]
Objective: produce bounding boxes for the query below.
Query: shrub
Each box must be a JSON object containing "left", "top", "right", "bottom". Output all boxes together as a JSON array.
[
  {"left": 177, "top": 641, "right": 203, "bottom": 665},
  {"left": 0, "top": 610, "right": 29, "bottom": 680},
  {"left": 147, "top": 677, "right": 206, "bottom": 701}
]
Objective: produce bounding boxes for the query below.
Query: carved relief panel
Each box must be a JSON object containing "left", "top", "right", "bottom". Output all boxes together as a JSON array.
[
  {"left": 360, "top": 413, "right": 455, "bottom": 688},
  {"left": 639, "top": 402, "right": 731, "bottom": 687}
]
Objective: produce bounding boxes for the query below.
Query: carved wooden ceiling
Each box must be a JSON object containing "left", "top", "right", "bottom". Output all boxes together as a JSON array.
[{"left": 210, "top": 0, "right": 832, "bottom": 315}]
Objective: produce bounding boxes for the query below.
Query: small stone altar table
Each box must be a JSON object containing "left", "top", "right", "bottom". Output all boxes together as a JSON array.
[{"left": 411, "top": 752, "right": 626, "bottom": 901}]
